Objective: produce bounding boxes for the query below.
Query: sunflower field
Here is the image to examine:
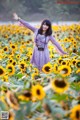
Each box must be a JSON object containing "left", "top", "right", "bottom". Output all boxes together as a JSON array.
[{"left": 0, "top": 22, "right": 80, "bottom": 120}]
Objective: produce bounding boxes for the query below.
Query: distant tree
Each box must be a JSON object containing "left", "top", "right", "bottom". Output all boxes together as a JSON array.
[
  {"left": 0, "top": 3, "right": 5, "bottom": 12},
  {"left": 21, "top": 0, "right": 44, "bottom": 13},
  {"left": 42, "top": 0, "right": 80, "bottom": 20},
  {"left": 0, "top": 0, "right": 80, "bottom": 21}
]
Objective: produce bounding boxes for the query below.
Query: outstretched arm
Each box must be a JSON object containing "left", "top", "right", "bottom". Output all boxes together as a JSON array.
[
  {"left": 50, "top": 35, "right": 67, "bottom": 55},
  {"left": 13, "top": 13, "right": 37, "bottom": 32},
  {"left": 19, "top": 18, "right": 37, "bottom": 32}
]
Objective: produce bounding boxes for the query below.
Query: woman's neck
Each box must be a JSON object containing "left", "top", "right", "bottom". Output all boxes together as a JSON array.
[{"left": 42, "top": 31, "right": 46, "bottom": 35}]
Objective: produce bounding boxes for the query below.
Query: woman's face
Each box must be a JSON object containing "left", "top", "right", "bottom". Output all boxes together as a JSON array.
[{"left": 42, "top": 23, "right": 49, "bottom": 31}]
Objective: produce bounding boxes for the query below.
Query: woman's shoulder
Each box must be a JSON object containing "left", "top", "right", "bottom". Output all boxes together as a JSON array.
[
  {"left": 48, "top": 34, "right": 53, "bottom": 39},
  {"left": 34, "top": 28, "right": 38, "bottom": 34}
]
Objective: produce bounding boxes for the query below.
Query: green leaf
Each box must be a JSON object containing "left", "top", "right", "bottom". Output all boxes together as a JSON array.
[
  {"left": 70, "top": 82, "right": 80, "bottom": 91},
  {"left": 52, "top": 107, "right": 66, "bottom": 115},
  {"left": 25, "top": 101, "right": 32, "bottom": 115},
  {"left": 15, "top": 111, "right": 24, "bottom": 120},
  {"left": 51, "top": 94, "right": 68, "bottom": 102},
  {"left": 31, "top": 101, "right": 41, "bottom": 112},
  {"left": 0, "top": 101, "right": 7, "bottom": 111},
  {"left": 15, "top": 73, "right": 24, "bottom": 79}
]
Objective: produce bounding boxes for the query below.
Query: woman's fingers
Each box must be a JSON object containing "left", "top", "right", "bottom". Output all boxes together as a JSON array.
[{"left": 13, "top": 13, "right": 18, "bottom": 20}]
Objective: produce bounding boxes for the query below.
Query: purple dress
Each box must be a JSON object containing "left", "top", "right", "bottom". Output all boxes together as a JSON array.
[{"left": 19, "top": 19, "right": 66, "bottom": 70}]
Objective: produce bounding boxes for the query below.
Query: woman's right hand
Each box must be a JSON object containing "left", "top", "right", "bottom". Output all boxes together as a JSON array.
[{"left": 13, "top": 13, "right": 19, "bottom": 20}]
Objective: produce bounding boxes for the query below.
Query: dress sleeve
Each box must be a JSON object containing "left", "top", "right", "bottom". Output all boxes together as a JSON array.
[
  {"left": 50, "top": 35, "right": 67, "bottom": 55},
  {"left": 19, "top": 19, "right": 37, "bottom": 32}
]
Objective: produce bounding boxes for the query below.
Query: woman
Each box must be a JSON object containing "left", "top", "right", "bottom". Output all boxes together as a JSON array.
[{"left": 13, "top": 13, "right": 67, "bottom": 70}]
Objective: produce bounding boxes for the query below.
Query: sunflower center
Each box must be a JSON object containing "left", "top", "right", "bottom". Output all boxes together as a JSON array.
[
  {"left": 62, "top": 62, "right": 66, "bottom": 65},
  {"left": 45, "top": 66, "right": 50, "bottom": 72},
  {"left": 4, "top": 48, "right": 7, "bottom": 51},
  {"left": 62, "top": 68, "right": 68, "bottom": 74},
  {"left": 17, "top": 55, "right": 19, "bottom": 58},
  {"left": 34, "top": 75, "right": 40, "bottom": 79},
  {"left": 37, "top": 89, "right": 41, "bottom": 95},
  {"left": 10, "top": 60, "right": 12, "bottom": 62},
  {"left": 76, "top": 110, "right": 80, "bottom": 119},
  {"left": 24, "top": 92, "right": 32, "bottom": 97},
  {"left": 27, "top": 57, "right": 30, "bottom": 61},
  {"left": 21, "top": 64, "right": 24, "bottom": 69},
  {"left": 12, "top": 45, "right": 15, "bottom": 48},
  {"left": 73, "top": 48, "right": 77, "bottom": 53},
  {"left": 56, "top": 66, "right": 58, "bottom": 70},
  {"left": 0, "top": 68, "right": 4, "bottom": 75},
  {"left": 8, "top": 67, "right": 12, "bottom": 72},
  {"left": 13, "top": 62, "right": 16, "bottom": 65},
  {"left": 73, "top": 61, "right": 76, "bottom": 65},
  {"left": 77, "top": 62, "right": 80, "bottom": 68},
  {"left": 54, "top": 80, "right": 66, "bottom": 88},
  {"left": 59, "top": 60, "right": 63, "bottom": 64}
]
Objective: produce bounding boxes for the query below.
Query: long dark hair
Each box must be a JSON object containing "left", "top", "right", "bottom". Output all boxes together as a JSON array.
[{"left": 38, "top": 19, "right": 52, "bottom": 37}]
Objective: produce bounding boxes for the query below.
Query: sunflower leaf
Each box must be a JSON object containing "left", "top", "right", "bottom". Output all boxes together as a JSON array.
[
  {"left": 25, "top": 101, "right": 32, "bottom": 115},
  {"left": 31, "top": 101, "right": 41, "bottom": 112},
  {"left": 70, "top": 82, "right": 80, "bottom": 91},
  {"left": 0, "top": 101, "right": 7, "bottom": 111},
  {"left": 15, "top": 73, "right": 24, "bottom": 78},
  {"left": 15, "top": 109, "right": 24, "bottom": 120},
  {"left": 15, "top": 103, "right": 28, "bottom": 120},
  {"left": 51, "top": 94, "right": 68, "bottom": 102}
]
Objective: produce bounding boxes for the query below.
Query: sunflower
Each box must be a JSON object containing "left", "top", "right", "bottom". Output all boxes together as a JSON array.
[
  {"left": 76, "top": 60, "right": 80, "bottom": 68},
  {"left": 70, "top": 105, "right": 80, "bottom": 120},
  {"left": 42, "top": 63, "right": 52, "bottom": 74},
  {"left": 21, "top": 40, "right": 25, "bottom": 45},
  {"left": 18, "top": 91, "right": 32, "bottom": 101},
  {"left": 72, "top": 59, "right": 77, "bottom": 66},
  {"left": 58, "top": 65, "right": 71, "bottom": 77},
  {"left": 27, "top": 51, "right": 32, "bottom": 58},
  {"left": 26, "top": 56, "right": 30, "bottom": 62},
  {"left": 6, "top": 90, "right": 19, "bottom": 110},
  {"left": 67, "top": 60, "right": 71, "bottom": 66},
  {"left": 50, "top": 53, "right": 54, "bottom": 59},
  {"left": 76, "top": 69, "right": 80, "bottom": 74},
  {"left": 58, "top": 57, "right": 63, "bottom": 64},
  {"left": 61, "top": 60, "right": 68, "bottom": 65},
  {"left": 27, "top": 47, "right": 33, "bottom": 52},
  {"left": 6, "top": 64, "right": 15, "bottom": 76},
  {"left": 31, "top": 84, "right": 46, "bottom": 100},
  {"left": 51, "top": 78, "right": 69, "bottom": 93},
  {"left": 53, "top": 63, "right": 59, "bottom": 74},
  {"left": 10, "top": 44, "right": 17, "bottom": 51},
  {"left": 3, "top": 46, "right": 8, "bottom": 52},
  {"left": 31, "top": 73, "right": 39, "bottom": 80},
  {"left": 19, "top": 61, "right": 27, "bottom": 71},
  {"left": 21, "top": 69, "right": 26, "bottom": 74},
  {"left": 0, "top": 66, "right": 6, "bottom": 77},
  {"left": 8, "top": 52, "right": 14, "bottom": 59},
  {"left": 12, "top": 61, "right": 17, "bottom": 66},
  {"left": 34, "top": 68, "right": 39, "bottom": 74},
  {"left": 16, "top": 54, "right": 20, "bottom": 59},
  {"left": 8, "top": 58, "right": 14, "bottom": 63},
  {"left": 2, "top": 75, "right": 8, "bottom": 82},
  {"left": 20, "top": 45, "right": 25, "bottom": 53},
  {"left": 72, "top": 48, "right": 77, "bottom": 53}
]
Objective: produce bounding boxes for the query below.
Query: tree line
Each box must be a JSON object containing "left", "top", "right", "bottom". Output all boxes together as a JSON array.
[{"left": 0, "top": 0, "right": 80, "bottom": 21}]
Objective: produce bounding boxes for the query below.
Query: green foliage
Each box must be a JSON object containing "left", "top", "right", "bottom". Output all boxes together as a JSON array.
[{"left": 0, "top": 0, "right": 80, "bottom": 21}]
